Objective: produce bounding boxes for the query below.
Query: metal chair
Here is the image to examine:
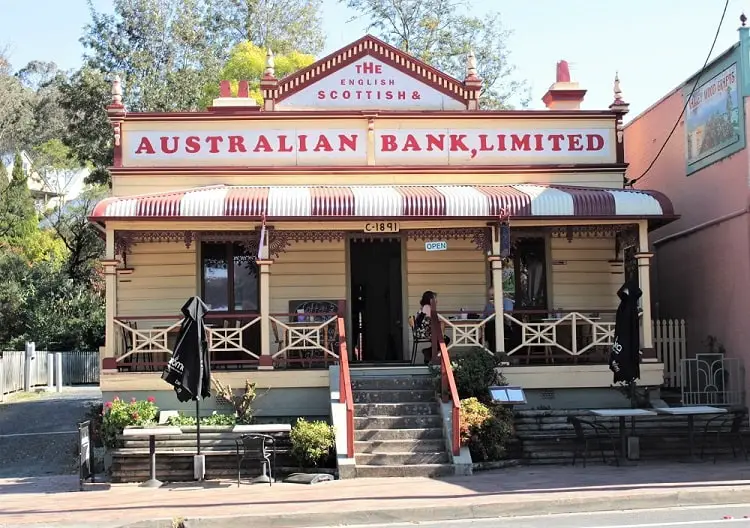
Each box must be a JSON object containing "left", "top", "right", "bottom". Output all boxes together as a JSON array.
[
  {"left": 408, "top": 315, "right": 432, "bottom": 365},
  {"left": 235, "top": 433, "right": 276, "bottom": 487},
  {"left": 568, "top": 416, "right": 619, "bottom": 467},
  {"left": 701, "top": 408, "right": 749, "bottom": 463}
]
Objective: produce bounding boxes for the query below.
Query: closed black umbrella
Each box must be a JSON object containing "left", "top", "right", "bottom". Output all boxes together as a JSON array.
[
  {"left": 609, "top": 280, "right": 642, "bottom": 384},
  {"left": 162, "top": 296, "right": 211, "bottom": 460}
]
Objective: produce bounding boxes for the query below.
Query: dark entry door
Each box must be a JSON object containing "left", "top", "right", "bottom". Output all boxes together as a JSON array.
[{"left": 350, "top": 238, "right": 404, "bottom": 362}]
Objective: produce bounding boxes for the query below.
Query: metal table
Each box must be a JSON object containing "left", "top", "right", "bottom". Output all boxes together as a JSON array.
[
  {"left": 654, "top": 406, "right": 727, "bottom": 460},
  {"left": 122, "top": 427, "right": 183, "bottom": 488},
  {"left": 233, "top": 424, "right": 291, "bottom": 484},
  {"left": 589, "top": 408, "right": 657, "bottom": 463}
]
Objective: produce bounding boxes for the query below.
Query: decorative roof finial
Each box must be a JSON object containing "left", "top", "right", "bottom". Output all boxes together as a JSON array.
[
  {"left": 741, "top": 12, "right": 747, "bottom": 27},
  {"left": 111, "top": 75, "right": 123, "bottom": 106},
  {"left": 466, "top": 49, "right": 477, "bottom": 79},
  {"left": 613, "top": 71, "right": 623, "bottom": 104},
  {"left": 264, "top": 49, "right": 275, "bottom": 78}
]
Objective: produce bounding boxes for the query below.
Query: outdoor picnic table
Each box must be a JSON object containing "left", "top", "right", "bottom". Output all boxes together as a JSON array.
[
  {"left": 122, "top": 426, "right": 183, "bottom": 488},
  {"left": 589, "top": 408, "right": 657, "bottom": 464},
  {"left": 232, "top": 424, "right": 292, "bottom": 433},
  {"left": 654, "top": 406, "right": 727, "bottom": 461}
]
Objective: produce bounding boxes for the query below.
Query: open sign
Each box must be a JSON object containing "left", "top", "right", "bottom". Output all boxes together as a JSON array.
[{"left": 425, "top": 241, "right": 447, "bottom": 252}]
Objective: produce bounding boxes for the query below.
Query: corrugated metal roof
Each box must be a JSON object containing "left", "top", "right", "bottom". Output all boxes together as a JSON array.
[{"left": 92, "top": 184, "right": 674, "bottom": 220}]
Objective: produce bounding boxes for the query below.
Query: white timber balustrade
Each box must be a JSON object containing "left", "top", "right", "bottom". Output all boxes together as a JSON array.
[
  {"left": 269, "top": 315, "right": 340, "bottom": 368},
  {"left": 438, "top": 313, "right": 496, "bottom": 355},
  {"left": 503, "top": 311, "right": 616, "bottom": 359}
]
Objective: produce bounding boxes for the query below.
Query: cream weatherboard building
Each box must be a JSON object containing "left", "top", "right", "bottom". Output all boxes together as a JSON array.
[{"left": 92, "top": 36, "right": 675, "bottom": 416}]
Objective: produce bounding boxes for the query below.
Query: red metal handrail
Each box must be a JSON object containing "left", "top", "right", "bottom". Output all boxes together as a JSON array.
[
  {"left": 430, "top": 298, "right": 461, "bottom": 456},
  {"left": 337, "top": 317, "right": 355, "bottom": 458}
]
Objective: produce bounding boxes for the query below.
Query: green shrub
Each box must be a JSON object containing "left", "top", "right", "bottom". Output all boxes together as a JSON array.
[
  {"left": 451, "top": 350, "right": 505, "bottom": 401},
  {"left": 101, "top": 396, "right": 158, "bottom": 449},
  {"left": 459, "top": 397, "right": 492, "bottom": 445},
  {"left": 459, "top": 398, "right": 514, "bottom": 462},
  {"left": 165, "top": 411, "right": 236, "bottom": 426},
  {"left": 290, "top": 418, "right": 335, "bottom": 468},
  {"left": 431, "top": 349, "right": 506, "bottom": 402}
]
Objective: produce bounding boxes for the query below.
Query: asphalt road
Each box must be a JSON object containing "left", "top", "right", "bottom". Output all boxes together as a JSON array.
[
  {"left": 0, "top": 387, "right": 101, "bottom": 478},
  {"left": 351, "top": 504, "right": 750, "bottom": 528}
]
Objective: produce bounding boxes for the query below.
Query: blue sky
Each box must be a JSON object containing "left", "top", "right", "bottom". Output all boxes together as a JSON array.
[{"left": 1, "top": 0, "right": 747, "bottom": 118}]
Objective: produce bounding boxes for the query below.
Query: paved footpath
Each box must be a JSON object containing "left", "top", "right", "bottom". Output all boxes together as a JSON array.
[
  {"left": 3, "top": 462, "right": 750, "bottom": 527},
  {"left": 0, "top": 387, "right": 101, "bottom": 479}
]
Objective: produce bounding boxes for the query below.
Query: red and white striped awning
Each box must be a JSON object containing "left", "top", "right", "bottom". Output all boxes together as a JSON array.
[{"left": 91, "top": 184, "right": 674, "bottom": 221}]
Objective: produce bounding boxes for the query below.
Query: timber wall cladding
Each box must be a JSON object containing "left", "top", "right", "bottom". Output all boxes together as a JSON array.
[
  {"left": 269, "top": 239, "right": 347, "bottom": 315},
  {"left": 406, "top": 237, "right": 486, "bottom": 314},
  {"left": 116, "top": 242, "right": 197, "bottom": 317},
  {"left": 549, "top": 236, "right": 619, "bottom": 311}
]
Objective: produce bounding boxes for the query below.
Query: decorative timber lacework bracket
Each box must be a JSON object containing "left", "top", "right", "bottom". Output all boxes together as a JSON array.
[
  {"left": 271, "top": 230, "right": 347, "bottom": 248},
  {"left": 114, "top": 229, "right": 289, "bottom": 257},
  {"left": 113, "top": 229, "right": 354, "bottom": 258},
  {"left": 551, "top": 224, "right": 638, "bottom": 242},
  {"left": 405, "top": 228, "right": 491, "bottom": 253}
]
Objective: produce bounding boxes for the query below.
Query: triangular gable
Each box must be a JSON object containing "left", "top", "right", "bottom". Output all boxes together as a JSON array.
[{"left": 272, "top": 35, "right": 474, "bottom": 111}]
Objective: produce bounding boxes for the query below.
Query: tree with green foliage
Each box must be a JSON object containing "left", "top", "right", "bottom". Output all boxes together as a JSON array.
[
  {"left": 342, "top": 0, "right": 529, "bottom": 109},
  {"left": 202, "top": 42, "right": 315, "bottom": 106},
  {"left": 16, "top": 60, "right": 68, "bottom": 149},
  {"left": 0, "top": 153, "right": 38, "bottom": 243},
  {"left": 48, "top": 186, "right": 106, "bottom": 286},
  {"left": 211, "top": 0, "right": 325, "bottom": 55},
  {"left": 81, "top": 0, "right": 226, "bottom": 112},
  {"left": 0, "top": 249, "right": 104, "bottom": 351},
  {"left": 56, "top": 67, "right": 113, "bottom": 186},
  {"left": 0, "top": 51, "right": 34, "bottom": 153},
  {"left": 0, "top": 160, "right": 8, "bottom": 192}
]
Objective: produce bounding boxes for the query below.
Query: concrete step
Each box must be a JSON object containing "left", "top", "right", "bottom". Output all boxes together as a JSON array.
[
  {"left": 357, "top": 452, "right": 449, "bottom": 465},
  {"left": 355, "top": 439, "right": 445, "bottom": 453},
  {"left": 355, "top": 464, "right": 454, "bottom": 478},
  {"left": 354, "top": 428, "right": 444, "bottom": 441},
  {"left": 352, "top": 376, "right": 434, "bottom": 391},
  {"left": 353, "top": 389, "right": 435, "bottom": 404},
  {"left": 354, "top": 402, "right": 439, "bottom": 416},
  {"left": 355, "top": 415, "right": 442, "bottom": 429}
]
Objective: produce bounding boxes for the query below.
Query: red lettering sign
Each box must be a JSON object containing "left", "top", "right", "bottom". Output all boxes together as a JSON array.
[{"left": 127, "top": 130, "right": 611, "bottom": 165}]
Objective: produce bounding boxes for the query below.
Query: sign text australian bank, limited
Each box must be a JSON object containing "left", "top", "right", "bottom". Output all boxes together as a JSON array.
[{"left": 128, "top": 128, "right": 612, "bottom": 165}]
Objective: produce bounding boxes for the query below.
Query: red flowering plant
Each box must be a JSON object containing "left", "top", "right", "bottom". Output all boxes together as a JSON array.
[{"left": 101, "top": 395, "right": 159, "bottom": 449}]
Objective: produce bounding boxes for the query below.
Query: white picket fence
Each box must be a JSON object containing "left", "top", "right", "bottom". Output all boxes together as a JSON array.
[
  {"left": 653, "top": 318, "right": 687, "bottom": 388},
  {"left": 0, "top": 349, "right": 49, "bottom": 401},
  {"left": 0, "top": 346, "right": 99, "bottom": 402}
]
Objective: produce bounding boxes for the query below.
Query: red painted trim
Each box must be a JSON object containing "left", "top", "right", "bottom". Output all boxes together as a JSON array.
[
  {"left": 102, "top": 357, "right": 117, "bottom": 370},
  {"left": 110, "top": 163, "right": 628, "bottom": 175},
  {"left": 113, "top": 143, "right": 123, "bottom": 167},
  {"left": 337, "top": 317, "right": 354, "bottom": 458},
  {"left": 122, "top": 108, "right": 619, "bottom": 120},
  {"left": 275, "top": 35, "right": 467, "bottom": 105}
]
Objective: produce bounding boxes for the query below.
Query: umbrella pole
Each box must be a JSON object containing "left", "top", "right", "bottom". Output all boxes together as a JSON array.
[
  {"left": 194, "top": 398, "right": 205, "bottom": 481},
  {"left": 196, "top": 398, "right": 201, "bottom": 455}
]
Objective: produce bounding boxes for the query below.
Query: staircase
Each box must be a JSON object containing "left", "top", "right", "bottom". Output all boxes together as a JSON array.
[{"left": 351, "top": 367, "right": 454, "bottom": 477}]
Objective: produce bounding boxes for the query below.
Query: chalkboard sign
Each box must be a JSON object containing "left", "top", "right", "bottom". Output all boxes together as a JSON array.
[
  {"left": 288, "top": 300, "right": 342, "bottom": 321},
  {"left": 287, "top": 300, "right": 344, "bottom": 356},
  {"left": 78, "top": 420, "right": 94, "bottom": 490}
]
